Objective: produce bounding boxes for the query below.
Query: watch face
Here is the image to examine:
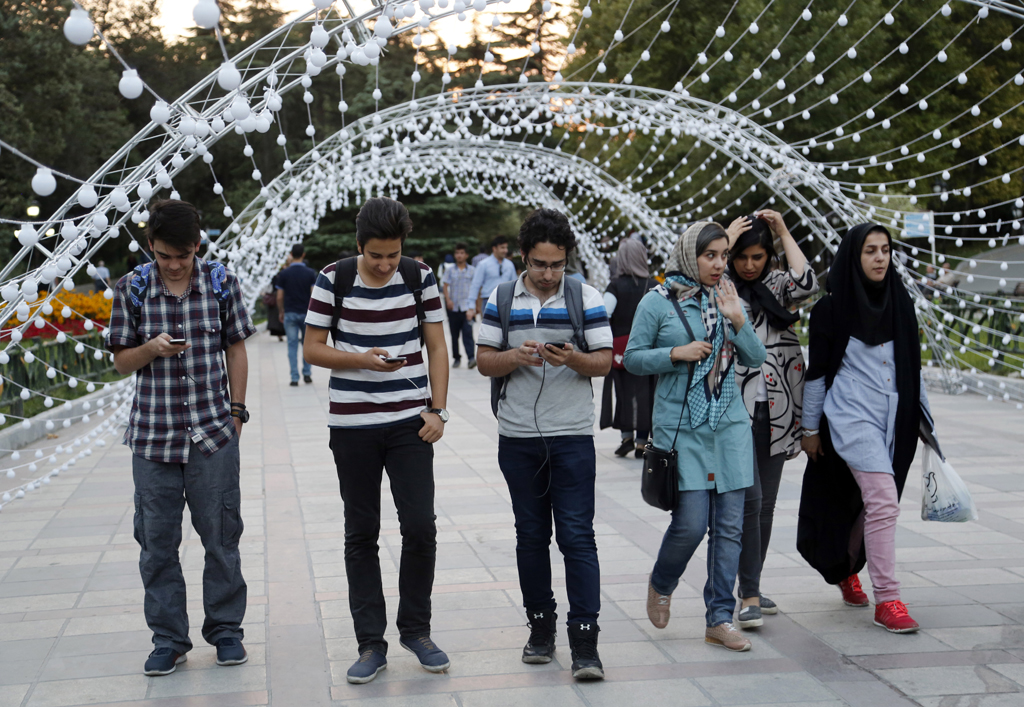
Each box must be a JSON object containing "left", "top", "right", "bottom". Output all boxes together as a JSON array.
[
  {"left": 440, "top": 409, "right": 450, "bottom": 423},
  {"left": 237, "top": 409, "right": 250, "bottom": 423}
]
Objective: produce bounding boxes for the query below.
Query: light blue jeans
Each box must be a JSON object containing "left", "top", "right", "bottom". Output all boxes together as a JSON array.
[
  {"left": 283, "top": 311, "right": 311, "bottom": 382},
  {"left": 650, "top": 487, "right": 746, "bottom": 627}
]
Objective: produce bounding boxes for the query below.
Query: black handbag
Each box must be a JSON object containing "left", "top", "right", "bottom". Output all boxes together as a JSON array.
[{"left": 641, "top": 298, "right": 700, "bottom": 511}]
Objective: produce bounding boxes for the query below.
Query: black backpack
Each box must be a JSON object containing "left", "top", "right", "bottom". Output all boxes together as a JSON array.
[
  {"left": 489, "top": 276, "right": 589, "bottom": 418},
  {"left": 128, "top": 260, "right": 232, "bottom": 350},
  {"left": 330, "top": 256, "right": 426, "bottom": 346}
]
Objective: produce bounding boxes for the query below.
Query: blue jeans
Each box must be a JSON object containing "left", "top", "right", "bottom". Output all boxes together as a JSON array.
[
  {"left": 446, "top": 309, "right": 475, "bottom": 361},
  {"left": 132, "top": 437, "right": 245, "bottom": 653},
  {"left": 498, "top": 435, "right": 600, "bottom": 624},
  {"left": 650, "top": 487, "right": 745, "bottom": 627},
  {"left": 283, "top": 311, "right": 311, "bottom": 382}
]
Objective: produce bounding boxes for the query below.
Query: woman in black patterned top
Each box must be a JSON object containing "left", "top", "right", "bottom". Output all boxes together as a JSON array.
[{"left": 725, "top": 210, "right": 819, "bottom": 629}]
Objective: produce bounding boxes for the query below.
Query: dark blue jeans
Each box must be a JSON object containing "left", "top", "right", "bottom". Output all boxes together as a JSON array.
[
  {"left": 283, "top": 311, "right": 311, "bottom": 382},
  {"left": 498, "top": 435, "right": 600, "bottom": 625},
  {"left": 446, "top": 309, "right": 475, "bottom": 362},
  {"left": 132, "top": 436, "right": 246, "bottom": 654},
  {"left": 650, "top": 487, "right": 745, "bottom": 627}
]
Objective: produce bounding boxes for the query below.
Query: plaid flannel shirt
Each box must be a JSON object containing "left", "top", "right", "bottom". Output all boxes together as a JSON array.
[{"left": 106, "top": 258, "right": 256, "bottom": 463}]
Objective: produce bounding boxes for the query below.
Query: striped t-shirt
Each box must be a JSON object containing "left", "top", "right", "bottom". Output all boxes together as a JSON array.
[
  {"left": 477, "top": 274, "right": 613, "bottom": 438},
  {"left": 305, "top": 259, "right": 445, "bottom": 428}
]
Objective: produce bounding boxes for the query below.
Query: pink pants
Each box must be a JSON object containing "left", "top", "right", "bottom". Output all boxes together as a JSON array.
[{"left": 848, "top": 469, "right": 901, "bottom": 604}]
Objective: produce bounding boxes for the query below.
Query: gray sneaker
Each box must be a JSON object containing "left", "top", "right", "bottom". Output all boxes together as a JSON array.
[
  {"left": 759, "top": 595, "right": 778, "bottom": 615},
  {"left": 737, "top": 605, "right": 763, "bottom": 629}
]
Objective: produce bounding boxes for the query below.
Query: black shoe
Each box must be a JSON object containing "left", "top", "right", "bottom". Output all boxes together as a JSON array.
[
  {"left": 399, "top": 635, "right": 450, "bottom": 673},
  {"left": 614, "top": 438, "right": 634, "bottom": 457},
  {"left": 215, "top": 637, "right": 248, "bottom": 665},
  {"left": 143, "top": 647, "right": 187, "bottom": 676},
  {"left": 289, "top": 381, "right": 299, "bottom": 387},
  {"left": 346, "top": 649, "right": 387, "bottom": 684},
  {"left": 453, "top": 359, "right": 461, "bottom": 368},
  {"left": 303, "top": 375, "right": 313, "bottom": 384},
  {"left": 635, "top": 444, "right": 645, "bottom": 459},
  {"left": 467, "top": 359, "right": 477, "bottom": 370},
  {"left": 522, "top": 610, "right": 557, "bottom": 664},
  {"left": 567, "top": 622, "right": 604, "bottom": 680}
]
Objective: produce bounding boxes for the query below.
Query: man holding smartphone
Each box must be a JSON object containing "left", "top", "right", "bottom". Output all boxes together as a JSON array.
[
  {"left": 106, "top": 199, "right": 256, "bottom": 676},
  {"left": 476, "top": 209, "right": 613, "bottom": 680},
  {"left": 303, "top": 197, "right": 450, "bottom": 685}
]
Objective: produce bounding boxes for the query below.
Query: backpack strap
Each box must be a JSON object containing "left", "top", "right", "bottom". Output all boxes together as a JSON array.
[
  {"left": 397, "top": 256, "right": 426, "bottom": 347},
  {"left": 490, "top": 280, "right": 518, "bottom": 417},
  {"left": 128, "top": 263, "right": 153, "bottom": 331},
  {"left": 561, "top": 276, "right": 590, "bottom": 353},
  {"left": 330, "top": 257, "right": 359, "bottom": 343},
  {"left": 206, "top": 261, "right": 232, "bottom": 350}
]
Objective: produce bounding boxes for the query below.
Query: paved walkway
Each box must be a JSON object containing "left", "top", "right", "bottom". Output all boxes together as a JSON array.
[{"left": 2, "top": 331, "right": 1024, "bottom": 707}]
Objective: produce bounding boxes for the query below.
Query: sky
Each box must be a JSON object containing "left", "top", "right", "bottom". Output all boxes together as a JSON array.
[{"left": 153, "top": 0, "right": 535, "bottom": 48}]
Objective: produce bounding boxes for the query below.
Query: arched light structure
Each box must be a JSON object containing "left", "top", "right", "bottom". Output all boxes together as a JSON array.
[{"left": 2, "top": 0, "right": 1024, "bottom": 506}]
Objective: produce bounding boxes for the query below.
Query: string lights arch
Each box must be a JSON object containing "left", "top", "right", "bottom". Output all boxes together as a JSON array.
[{"left": 2, "top": 0, "right": 1024, "bottom": 507}]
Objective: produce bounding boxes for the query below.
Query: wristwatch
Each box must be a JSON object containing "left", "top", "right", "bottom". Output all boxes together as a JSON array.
[
  {"left": 231, "top": 402, "right": 250, "bottom": 424},
  {"left": 427, "top": 408, "right": 449, "bottom": 423}
]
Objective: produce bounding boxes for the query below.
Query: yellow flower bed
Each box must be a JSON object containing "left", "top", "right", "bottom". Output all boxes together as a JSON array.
[{"left": 1, "top": 290, "right": 112, "bottom": 328}]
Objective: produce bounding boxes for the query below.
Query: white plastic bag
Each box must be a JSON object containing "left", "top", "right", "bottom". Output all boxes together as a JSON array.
[{"left": 920, "top": 445, "right": 977, "bottom": 523}]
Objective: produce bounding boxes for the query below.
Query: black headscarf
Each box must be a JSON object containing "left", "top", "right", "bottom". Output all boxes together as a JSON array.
[
  {"left": 797, "top": 223, "right": 923, "bottom": 585},
  {"left": 727, "top": 220, "right": 800, "bottom": 331}
]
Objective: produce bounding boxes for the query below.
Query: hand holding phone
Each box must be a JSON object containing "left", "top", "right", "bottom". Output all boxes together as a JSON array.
[
  {"left": 382, "top": 356, "right": 407, "bottom": 364},
  {"left": 168, "top": 338, "right": 187, "bottom": 345},
  {"left": 544, "top": 342, "right": 566, "bottom": 350}
]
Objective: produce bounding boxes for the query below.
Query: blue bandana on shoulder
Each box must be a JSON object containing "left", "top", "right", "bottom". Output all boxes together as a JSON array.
[{"left": 663, "top": 274, "right": 734, "bottom": 431}]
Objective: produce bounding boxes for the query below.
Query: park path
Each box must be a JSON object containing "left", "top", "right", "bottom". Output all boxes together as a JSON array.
[{"left": 2, "top": 329, "right": 1024, "bottom": 707}]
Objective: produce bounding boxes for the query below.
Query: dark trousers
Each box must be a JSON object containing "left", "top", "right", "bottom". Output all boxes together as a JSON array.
[
  {"left": 330, "top": 418, "right": 437, "bottom": 654},
  {"left": 498, "top": 435, "right": 600, "bottom": 624},
  {"left": 738, "top": 402, "right": 788, "bottom": 598},
  {"left": 446, "top": 309, "right": 475, "bottom": 361},
  {"left": 131, "top": 437, "right": 246, "bottom": 653}
]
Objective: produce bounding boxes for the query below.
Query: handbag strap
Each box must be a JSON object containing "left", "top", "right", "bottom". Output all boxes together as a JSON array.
[{"left": 668, "top": 297, "right": 700, "bottom": 451}]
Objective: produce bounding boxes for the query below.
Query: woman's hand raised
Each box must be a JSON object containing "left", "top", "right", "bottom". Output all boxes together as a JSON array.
[{"left": 715, "top": 279, "right": 747, "bottom": 330}]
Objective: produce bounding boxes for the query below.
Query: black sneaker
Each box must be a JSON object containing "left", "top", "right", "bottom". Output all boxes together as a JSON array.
[
  {"left": 737, "top": 605, "right": 763, "bottom": 629},
  {"left": 215, "top": 637, "right": 248, "bottom": 665},
  {"left": 522, "top": 610, "right": 557, "bottom": 664},
  {"left": 399, "top": 635, "right": 450, "bottom": 673},
  {"left": 453, "top": 359, "right": 461, "bottom": 368},
  {"left": 289, "top": 381, "right": 299, "bottom": 387},
  {"left": 467, "top": 359, "right": 477, "bottom": 370},
  {"left": 303, "top": 374, "right": 313, "bottom": 384},
  {"left": 614, "top": 438, "right": 635, "bottom": 457},
  {"left": 760, "top": 595, "right": 778, "bottom": 615},
  {"left": 567, "top": 622, "right": 604, "bottom": 680},
  {"left": 143, "top": 647, "right": 187, "bottom": 676}
]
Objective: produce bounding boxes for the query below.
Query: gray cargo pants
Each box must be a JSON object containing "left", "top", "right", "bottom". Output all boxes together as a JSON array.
[{"left": 132, "top": 437, "right": 246, "bottom": 653}]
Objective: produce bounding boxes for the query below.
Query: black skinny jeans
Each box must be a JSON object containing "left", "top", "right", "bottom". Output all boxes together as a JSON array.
[
  {"left": 330, "top": 418, "right": 437, "bottom": 654},
  {"left": 738, "top": 402, "right": 787, "bottom": 599}
]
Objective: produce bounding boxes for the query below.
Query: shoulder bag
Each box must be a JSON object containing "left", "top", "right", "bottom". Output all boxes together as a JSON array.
[{"left": 641, "top": 297, "right": 700, "bottom": 511}]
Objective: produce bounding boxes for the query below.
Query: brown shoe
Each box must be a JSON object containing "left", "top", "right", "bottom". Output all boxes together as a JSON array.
[
  {"left": 646, "top": 576, "right": 671, "bottom": 629},
  {"left": 705, "top": 622, "right": 752, "bottom": 652}
]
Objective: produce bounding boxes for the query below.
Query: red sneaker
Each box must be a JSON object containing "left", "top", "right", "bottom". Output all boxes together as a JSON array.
[
  {"left": 874, "top": 600, "right": 920, "bottom": 633},
  {"left": 838, "top": 574, "right": 870, "bottom": 607}
]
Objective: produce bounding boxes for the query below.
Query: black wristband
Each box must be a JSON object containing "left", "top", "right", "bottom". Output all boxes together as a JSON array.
[{"left": 231, "top": 402, "right": 246, "bottom": 410}]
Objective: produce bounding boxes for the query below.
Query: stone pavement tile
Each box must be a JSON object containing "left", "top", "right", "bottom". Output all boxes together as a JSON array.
[
  {"left": 900, "top": 586, "right": 979, "bottom": 607},
  {"left": 695, "top": 672, "right": 840, "bottom": 705},
  {"left": 908, "top": 604, "right": 1016, "bottom": 628},
  {"left": 991, "top": 604, "right": 1024, "bottom": 624},
  {"left": 0, "top": 658, "right": 48, "bottom": 686},
  {"left": 431, "top": 590, "right": 515, "bottom": 612},
  {"left": 575, "top": 678, "right": 712, "bottom": 707},
  {"left": 0, "top": 685, "right": 29, "bottom": 707},
  {"left": 26, "top": 674, "right": 150, "bottom": 707},
  {"left": 950, "top": 584, "right": 1024, "bottom": 605},
  {"left": 874, "top": 665, "right": 1021, "bottom": 697},
  {"left": 334, "top": 694, "right": 458, "bottom": 707},
  {"left": 63, "top": 611, "right": 149, "bottom": 636},
  {"left": 990, "top": 662, "right": 1024, "bottom": 687},
  {"left": 0, "top": 593, "right": 79, "bottom": 614},
  {"left": 928, "top": 626, "right": 1024, "bottom": 651},
  {"left": 29, "top": 536, "right": 114, "bottom": 550},
  {"left": 817, "top": 629, "right": 954, "bottom": 656},
  {"left": 146, "top": 663, "right": 267, "bottom": 699},
  {"left": 82, "top": 572, "right": 141, "bottom": 591},
  {"left": 5, "top": 564, "right": 96, "bottom": 582},
  {"left": 961, "top": 543, "right": 1024, "bottom": 560},
  {"left": 458, "top": 685, "right": 586, "bottom": 707},
  {"left": 444, "top": 647, "right": 562, "bottom": 677},
  {"left": 52, "top": 630, "right": 154, "bottom": 657},
  {"left": 659, "top": 637, "right": 784, "bottom": 663},
  {"left": 0, "top": 619, "right": 65, "bottom": 641},
  {"left": 786, "top": 608, "right": 884, "bottom": 633},
  {"left": 913, "top": 568, "right": 1023, "bottom": 586},
  {"left": 76, "top": 588, "right": 144, "bottom": 608},
  {"left": 916, "top": 696, "right": 1024, "bottom": 707},
  {"left": 550, "top": 640, "right": 670, "bottom": 670}
]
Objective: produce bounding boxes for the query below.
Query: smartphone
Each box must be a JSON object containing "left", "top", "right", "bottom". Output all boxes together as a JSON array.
[
  {"left": 382, "top": 356, "right": 407, "bottom": 364},
  {"left": 169, "top": 338, "right": 187, "bottom": 345},
  {"left": 544, "top": 342, "right": 566, "bottom": 350}
]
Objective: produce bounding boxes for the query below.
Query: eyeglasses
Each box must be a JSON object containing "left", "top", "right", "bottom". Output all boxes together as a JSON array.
[{"left": 525, "top": 258, "right": 567, "bottom": 273}]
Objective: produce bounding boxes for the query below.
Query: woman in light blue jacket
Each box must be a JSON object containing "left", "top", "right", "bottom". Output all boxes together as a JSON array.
[{"left": 625, "top": 222, "right": 766, "bottom": 653}]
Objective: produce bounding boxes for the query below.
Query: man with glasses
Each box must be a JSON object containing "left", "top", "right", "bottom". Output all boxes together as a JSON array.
[{"left": 475, "top": 209, "right": 612, "bottom": 680}]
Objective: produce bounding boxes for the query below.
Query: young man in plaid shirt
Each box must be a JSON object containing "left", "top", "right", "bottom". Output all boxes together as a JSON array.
[{"left": 106, "top": 200, "right": 257, "bottom": 676}]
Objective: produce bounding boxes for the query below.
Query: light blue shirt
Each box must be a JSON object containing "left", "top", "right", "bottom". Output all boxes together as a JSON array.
[
  {"left": 803, "top": 337, "right": 932, "bottom": 474},
  {"left": 465, "top": 255, "right": 517, "bottom": 309}
]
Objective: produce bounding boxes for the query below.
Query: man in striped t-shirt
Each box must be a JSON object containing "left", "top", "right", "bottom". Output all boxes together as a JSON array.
[{"left": 303, "top": 198, "right": 450, "bottom": 684}]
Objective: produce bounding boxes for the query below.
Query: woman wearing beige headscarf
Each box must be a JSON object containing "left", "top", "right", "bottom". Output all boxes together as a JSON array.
[
  {"left": 601, "top": 237, "right": 658, "bottom": 456},
  {"left": 624, "top": 222, "right": 766, "bottom": 652}
]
